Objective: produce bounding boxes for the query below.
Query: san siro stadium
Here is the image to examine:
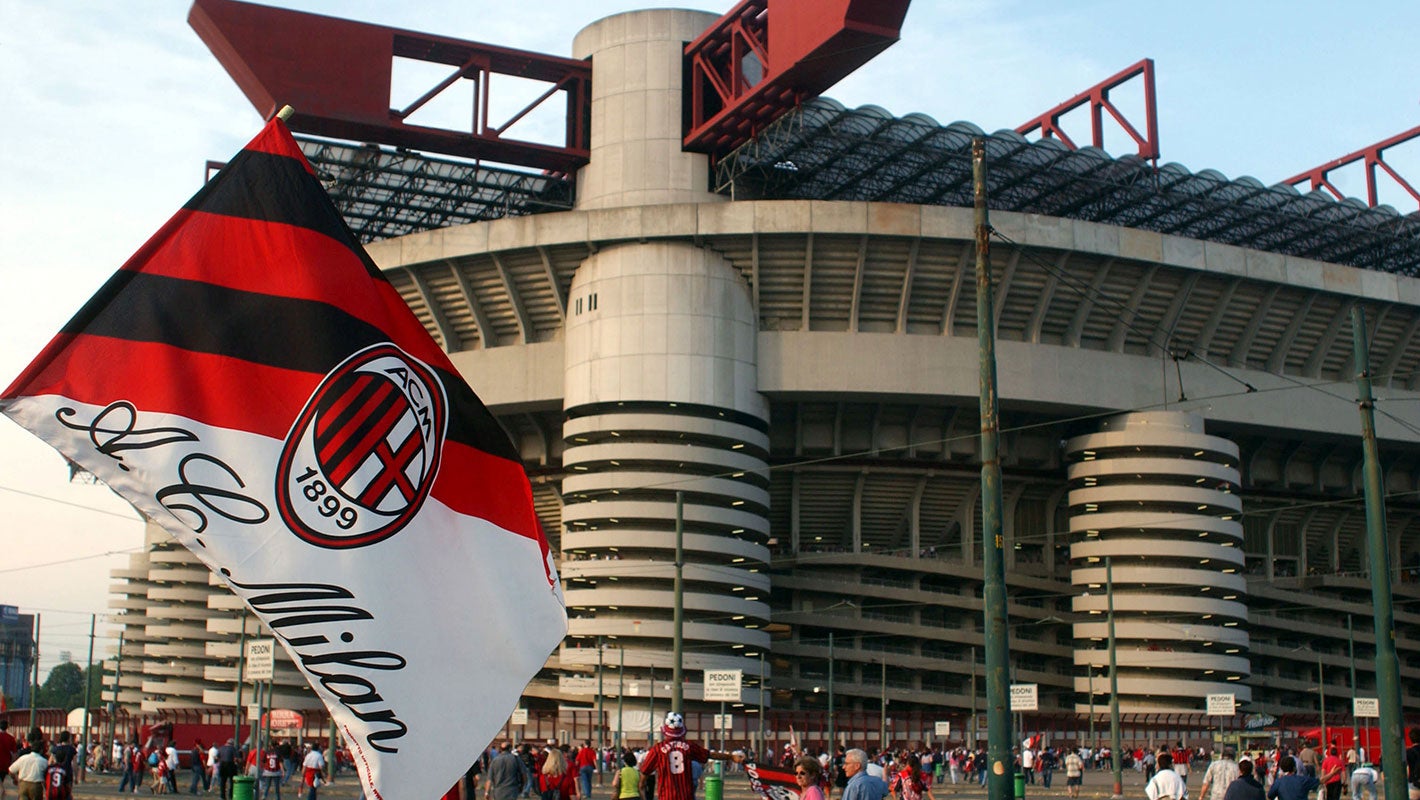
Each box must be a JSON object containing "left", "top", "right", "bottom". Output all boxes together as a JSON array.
[{"left": 105, "top": 1, "right": 1419, "bottom": 747}]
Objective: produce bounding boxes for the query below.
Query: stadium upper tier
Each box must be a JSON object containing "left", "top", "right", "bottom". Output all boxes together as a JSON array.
[{"left": 305, "top": 98, "right": 1418, "bottom": 276}]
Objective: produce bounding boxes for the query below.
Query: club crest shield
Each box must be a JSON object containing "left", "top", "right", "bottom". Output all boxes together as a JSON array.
[{"left": 277, "top": 343, "right": 448, "bottom": 548}]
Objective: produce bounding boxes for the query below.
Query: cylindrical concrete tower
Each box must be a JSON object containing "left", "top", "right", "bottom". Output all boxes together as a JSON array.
[
  {"left": 1065, "top": 411, "right": 1251, "bottom": 713},
  {"left": 559, "top": 10, "right": 771, "bottom": 708}
]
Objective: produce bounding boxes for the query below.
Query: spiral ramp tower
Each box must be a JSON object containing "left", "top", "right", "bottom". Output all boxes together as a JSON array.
[
  {"left": 1067, "top": 411, "right": 1251, "bottom": 713},
  {"left": 556, "top": 10, "right": 772, "bottom": 705}
]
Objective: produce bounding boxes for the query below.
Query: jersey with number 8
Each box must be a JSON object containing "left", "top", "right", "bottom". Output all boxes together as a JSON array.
[{"left": 640, "top": 740, "right": 710, "bottom": 800}]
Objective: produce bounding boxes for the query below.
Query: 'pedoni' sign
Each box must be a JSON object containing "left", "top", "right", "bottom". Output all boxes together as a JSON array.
[{"left": 704, "top": 669, "right": 743, "bottom": 702}]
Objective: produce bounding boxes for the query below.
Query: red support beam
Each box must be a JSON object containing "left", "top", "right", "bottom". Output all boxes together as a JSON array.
[
  {"left": 189, "top": 0, "right": 591, "bottom": 174},
  {"left": 1281, "top": 126, "right": 1420, "bottom": 210},
  {"left": 683, "top": 0, "right": 911, "bottom": 155},
  {"left": 1016, "top": 59, "right": 1159, "bottom": 163}
]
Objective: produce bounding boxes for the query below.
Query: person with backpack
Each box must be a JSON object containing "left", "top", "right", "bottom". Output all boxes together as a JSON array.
[
  {"left": 538, "top": 748, "right": 579, "bottom": 800},
  {"left": 888, "top": 753, "right": 933, "bottom": 800}
]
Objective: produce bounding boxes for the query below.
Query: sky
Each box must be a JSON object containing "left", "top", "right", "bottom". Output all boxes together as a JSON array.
[{"left": 0, "top": 0, "right": 1416, "bottom": 676}]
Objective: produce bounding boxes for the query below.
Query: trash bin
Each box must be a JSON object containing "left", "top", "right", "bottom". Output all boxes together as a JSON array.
[
  {"left": 233, "top": 775, "right": 256, "bottom": 800},
  {"left": 1013, "top": 772, "right": 1025, "bottom": 800},
  {"left": 704, "top": 762, "right": 723, "bottom": 800}
]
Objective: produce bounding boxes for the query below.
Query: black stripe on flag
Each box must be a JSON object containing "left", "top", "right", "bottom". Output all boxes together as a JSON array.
[
  {"left": 188, "top": 148, "right": 384, "bottom": 280},
  {"left": 62, "top": 272, "right": 519, "bottom": 463}
]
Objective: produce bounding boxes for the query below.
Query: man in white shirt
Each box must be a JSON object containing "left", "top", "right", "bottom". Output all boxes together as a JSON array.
[
  {"left": 8, "top": 746, "right": 48, "bottom": 800},
  {"left": 301, "top": 745, "right": 326, "bottom": 800},
  {"left": 1146, "top": 753, "right": 1188, "bottom": 800},
  {"left": 1199, "top": 746, "right": 1240, "bottom": 800}
]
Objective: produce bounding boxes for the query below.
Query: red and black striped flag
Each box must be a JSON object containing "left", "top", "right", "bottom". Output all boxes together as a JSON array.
[{"left": 1, "top": 116, "right": 566, "bottom": 800}]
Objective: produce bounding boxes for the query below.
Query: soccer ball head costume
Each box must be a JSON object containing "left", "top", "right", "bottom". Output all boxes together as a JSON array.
[{"left": 662, "top": 712, "right": 686, "bottom": 740}]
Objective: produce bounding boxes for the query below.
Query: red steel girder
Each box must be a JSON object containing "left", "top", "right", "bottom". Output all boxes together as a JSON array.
[
  {"left": 1281, "top": 126, "right": 1420, "bottom": 210},
  {"left": 189, "top": 0, "right": 591, "bottom": 174},
  {"left": 684, "top": 0, "right": 911, "bottom": 155},
  {"left": 1016, "top": 59, "right": 1159, "bottom": 163}
]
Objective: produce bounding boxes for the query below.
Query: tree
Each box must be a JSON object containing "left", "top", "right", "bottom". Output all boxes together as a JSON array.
[{"left": 36, "top": 662, "right": 85, "bottom": 710}]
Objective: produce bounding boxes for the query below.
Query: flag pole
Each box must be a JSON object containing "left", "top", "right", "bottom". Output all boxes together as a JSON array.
[{"left": 275, "top": 105, "right": 295, "bottom": 121}]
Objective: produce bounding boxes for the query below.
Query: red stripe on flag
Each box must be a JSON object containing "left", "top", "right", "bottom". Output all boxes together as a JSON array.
[
  {"left": 121, "top": 211, "right": 453, "bottom": 373},
  {"left": 14, "top": 334, "right": 316, "bottom": 440},
  {"left": 432, "top": 442, "right": 545, "bottom": 549}
]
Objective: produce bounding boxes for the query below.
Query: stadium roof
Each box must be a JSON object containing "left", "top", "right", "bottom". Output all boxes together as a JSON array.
[
  {"left": 296, "top": 136, "right": 573, "bottom": 244},
  {"left": 301, "top": 99, "right": 1419, "bottom": 278},
  {"left": 713, "top": 98, "right": 1420, "bottom": 276}
]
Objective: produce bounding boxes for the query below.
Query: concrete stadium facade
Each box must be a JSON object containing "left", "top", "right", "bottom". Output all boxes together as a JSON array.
[
  {"left": 358, "top": 7, "right": 1420, "bottom": 723},
  {"left": 100, "top": 6, "right": 1420, "bottom": 729}
]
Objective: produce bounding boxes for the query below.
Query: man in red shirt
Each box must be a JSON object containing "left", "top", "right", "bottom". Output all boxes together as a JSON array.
[
  {"left": 0, "top": 721, "right": 17, "bottom": 800},
  {"left": 576, "top": 741, "right": 598, "bottom": 800},
  {"left": 639, "top": 713, "right": 742, "bottom": 800},
  {"left": 1318, "top": 747, "right": 1345, "bottom": 800}
]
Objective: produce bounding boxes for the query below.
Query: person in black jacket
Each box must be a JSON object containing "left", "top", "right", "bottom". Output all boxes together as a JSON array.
[{"left": 1223, "top": 760, "right": 1264, "bottom": 800}]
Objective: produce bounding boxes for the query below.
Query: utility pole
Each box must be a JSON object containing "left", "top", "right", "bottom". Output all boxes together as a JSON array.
[
  {"left": 1317, "top": 655, "right": 1327, "bottom": 748},
  {"left": 235, "top": 615, "right": 248, "bottom": 749},
  {"left": 758, "top": 650, "right": 766, "bottom": 758},
  {"left": 672, "top": 491, "right": 684, "bottom": 714},
  {"left": 616, "top": 647, "right": 625, "bottom": 750},
  {"left": 29, "top": 613, "right": 41, "bottom": 730},
  {"left": 597, "top": 637, "right": 605, "bottom": 751},
  {"left": 1348, "top": 615, "right": 1358, "bottom": 762},
  {"left": 879, "top": 660, "right": 887, "bottom": 750},
  {"left": 1107, "top": 558, "right": 1122, "bottom": 800},
  {"left": 107, "top": 632, "right": 125, "bottom": 753},
  {"left": 827, "top": 631, "right": 835, "bottom": 751},
  {"left": 970, "top": 646, "right": 977, "bottom": 748},
  {"left": 973, "top": 135, "right": 1013, "bottom": 800},
  {"left": 82, "top": 614, "right": 96, "bottom": 779},
  {"left": 1350, "top": 306, "right": 1406, "bottom": 800}
]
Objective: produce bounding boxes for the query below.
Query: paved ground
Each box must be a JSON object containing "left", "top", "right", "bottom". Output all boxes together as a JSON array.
[{"left": 66, "top": 769, "right": 1156, "bottom": 800}]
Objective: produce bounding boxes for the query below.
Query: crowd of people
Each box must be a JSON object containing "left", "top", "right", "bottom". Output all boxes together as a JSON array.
[{"left": 0, "top": 723, "right": 340, "bottom": 800}]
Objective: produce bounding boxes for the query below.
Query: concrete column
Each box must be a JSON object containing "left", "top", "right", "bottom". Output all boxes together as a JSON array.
[{"left": 573, "top": 10, "right": 724, "bottom": 210}]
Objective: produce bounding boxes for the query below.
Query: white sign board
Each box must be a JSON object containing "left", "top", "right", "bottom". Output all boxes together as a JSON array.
[
  {"left": 1009, "top": 684, "right": 1039, "bottom": 712},
  {"left": 559, "top": 676, "right": 597, "bottom": 694},
  {"left": 1206, "top": 693, "right": 1236, "bottom": 716},
  {"left": 511, "top": 709, "right": 529, "bottom": 725},
  {"left": 704, "top": 669, "right": 743, "bottom": 702},
  {"left": 934, "top": 721, "right": 951, "bottom": 737},
  {"left": 713, "top": 714, "right": 733, "bottom": 729},
  {"left": 244, "top": 639, "right": 275, "bottom": 681},
  {"left": 1353, "top": 698, "right": 1380, "bottom": 718}
]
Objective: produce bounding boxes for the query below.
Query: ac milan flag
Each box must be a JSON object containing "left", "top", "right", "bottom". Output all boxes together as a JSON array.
[
  {"left": 744, "top": 763, "right": 803, "bottom": 800},
  {"left": 1, "top": 116, "right": 566, "bottom": 800}
]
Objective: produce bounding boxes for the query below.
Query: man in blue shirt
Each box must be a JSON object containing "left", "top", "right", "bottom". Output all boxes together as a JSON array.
[
  {"left": 842, "top": 749, "right": 888, "bottom": 800},
  {"left": 1266, "top": 756, "right": 1318, "bottom": 800}
]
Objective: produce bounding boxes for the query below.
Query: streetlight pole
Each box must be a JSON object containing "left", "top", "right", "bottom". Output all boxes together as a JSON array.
[
  {"left": 1107, "top": 558, "right": 1122, "bottom": 800},
  {"left": 28, "top": 613, "right": 41, "bottom": 730},
  {"left": 672, "top": 492, "right": 684, "bottom": 714},
  {"left": 1350, "top": 306, "right": 1406, "bottom": 800},
  {"left": 597, "top": 637, "right": 605, "bottom": 751},
  {"left": 880, "top": 660, "right": 887, "bottom": 751},
  {"left": 82, "top": 614, "right": 96, "bottom": 779},
  {"left": 970, "top": 646, "right": 977, "bottom": 748},
  {"left": 973, "top": 135, "right": 1013, "bottom": 800},
  {"left": 1348, "top": 615, "right": 1358, "bottom": 762},
  {"left": 1317, "top": 655, "right": 1327, "bottom": 749},
  {"left": 758, "top": 650, "right": 766, "bottom": 759},
  {"left": 827, "top": 631, "right": 835, "bottom": 751},
  {"left": 617, "top": 647, "right": 624, "bottom": 751}
]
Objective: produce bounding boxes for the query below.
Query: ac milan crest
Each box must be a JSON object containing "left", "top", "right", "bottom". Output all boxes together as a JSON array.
[{"left": 277, "top": 343, "right": 448, "bottom": 548}]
